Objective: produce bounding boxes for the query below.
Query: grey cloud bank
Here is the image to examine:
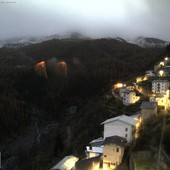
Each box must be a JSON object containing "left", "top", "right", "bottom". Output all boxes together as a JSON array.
[{"left": 0, "top": 0, "right": 170, "bottom": 41}]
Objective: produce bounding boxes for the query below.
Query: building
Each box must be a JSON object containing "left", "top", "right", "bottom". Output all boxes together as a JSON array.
[
  {"left": 50, "top": 155, "right": 79, "bottom": 170},
  {"left": 136, "top": 76, "right": 148, "bottom": 83},
  {"left": 119, "top": 87, "right": 127, "bottom": 98},
  {"left": 72, "top": 156, "right": 101, "bottom": 170},
  {"left": 140, "top": 101, "right": 157, "bottom": 121},
  {"left": 145, "top": 70, "right": 155, "bottom": 77},
  {"left": 122, "top": 90, "right": 140, "bottom": 105},
  {"left": 85, "top": 137, "right": 103, "bottom": 158},
  {"left": 101, "top": 115, "right": 139, "bottom": 143},
  {"left": 152, "top": 80, "right": 169, "bottom": 94},
  {"left": 150, "top": 90, "right": 170, "bottom": 110},
  {"left": 103, "top": 136, "right": 127, "bottom": 170},
  {"left": 161, "top": 67, "right": 170, "bottom": 77}
]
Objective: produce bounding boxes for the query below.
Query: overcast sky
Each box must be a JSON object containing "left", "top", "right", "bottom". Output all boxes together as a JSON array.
[{"left": 0, "top": 0, "right": 170, "bottom": 41}]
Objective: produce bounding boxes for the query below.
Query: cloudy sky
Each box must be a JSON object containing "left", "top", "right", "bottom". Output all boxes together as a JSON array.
[{"left": 0, "top": 0, "right": 170, "bottom": 41}]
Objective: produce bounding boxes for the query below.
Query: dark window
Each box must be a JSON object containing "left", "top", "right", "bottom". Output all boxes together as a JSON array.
[
  {"left": 104, "top": 155, "right": 107, "bottom": 157},
  {"left": 125, "top": 128, "right": 128, "bottom": 131},
  {"left": 116, "top": 148, "right": 119, "bottom": 152},
  {"left": 125, "top": 134, "right": 128, "bottom": 137}
]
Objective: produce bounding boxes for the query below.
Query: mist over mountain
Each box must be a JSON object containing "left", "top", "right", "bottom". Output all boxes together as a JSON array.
[{"left": 0, "top": 32, "right": 169, "bottom": 49}]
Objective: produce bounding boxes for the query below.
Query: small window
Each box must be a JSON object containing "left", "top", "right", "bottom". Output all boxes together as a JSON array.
[
  {"left": 125, "top": 134, "right": 128, "bottom": 137},
  {"left": 125, "top": 128, "right": 128, "bottom": 131},
  {"left": 116, "top": 148, "right": 119, "bottom": 152},
  {"left": 113, "top": 149, "right": 114, "bottom": 151},
  {"left": 104, "top": 155, "right": 107, "bottom": 157}
]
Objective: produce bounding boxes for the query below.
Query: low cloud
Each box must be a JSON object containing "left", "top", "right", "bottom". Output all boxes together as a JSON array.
[{"left": 0, "top": 0, "right": 170, "bottom": 41}]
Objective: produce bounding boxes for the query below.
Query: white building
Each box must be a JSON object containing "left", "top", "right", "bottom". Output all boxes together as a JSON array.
[
  {"left": 101, "top": 115, "right": 139, "bottom": 143},
  {"left": 152, "top": 80, "right": 169, "bottom": 94},
  {"left": 145, "top": 70, "right": 155, "bottom": 77},
  {"left": 85, "top": 137, "right": 103, "bottom": 158},
  {"left": 122, "top": 90, "right": 140, "bottom": 105}
]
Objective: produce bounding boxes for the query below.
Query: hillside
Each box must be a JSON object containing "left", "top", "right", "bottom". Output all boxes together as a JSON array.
[
  {"left": 131, "top": 36, "right": 169, "bottom": 48},
  {"left": 0, "top": 39, "right": 165, "bottom": 169}
]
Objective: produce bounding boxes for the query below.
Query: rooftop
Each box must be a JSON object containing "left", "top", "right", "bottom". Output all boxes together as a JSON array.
[
  {"left": 103, "top": 135, "right": 127, "bottom": 147},
  {"left": 89, "top": 137, "right": 103, "bottom": 146},
  {"left": 130, "top": 111, "right": 141, "bottom": 119},
  {"left": 152, "top": 79, "right": 169, "bottom": 82},
  {"left": 73, "top": 156, "right": 101, "bottom": 170},
  {"left": 50, "top": 155, "right": 79, "bottom": 170},
  {"left": 122, "top": 90, "right": 135, "bottom": 94},
  {"left": 140, "top": 101, "right": 157, "bottom": 109},
  {"left": 101, "top": 115, "right": 138, "bottom": 126}
]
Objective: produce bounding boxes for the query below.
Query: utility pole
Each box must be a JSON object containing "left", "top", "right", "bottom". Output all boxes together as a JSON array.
[{"left": 157, "top": 112, "right": 166, "bottom": 170}]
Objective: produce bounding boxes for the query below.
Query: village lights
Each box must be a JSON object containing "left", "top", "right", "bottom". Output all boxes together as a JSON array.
[
  {"left": 64, "top": 157, "right": 79, "bottom": 169},
  {"left": 114, "top": 83, "right": 126, "bottom": 89},
  {"left": 91, "top": 162, "right": 100, "bottom": 170}
]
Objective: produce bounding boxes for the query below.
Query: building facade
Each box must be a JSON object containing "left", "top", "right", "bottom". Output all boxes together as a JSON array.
[
  {"left": 152, "top": 80, "right": 169, "bottom": 94},
  {"left": 140, "top": 101, "right": 157, "bottom": 121},
  {"left": 101, "top": 115, "right": 138, "bottom": 143},
  {"left": 103, "top": 136, "right": 127, "bottom": 170},
  {"left": 85, "top": 137, "right": 103, "bottom": 158},
  {"left": 122, "top": 90, "right": 140, "bottom": 105}
]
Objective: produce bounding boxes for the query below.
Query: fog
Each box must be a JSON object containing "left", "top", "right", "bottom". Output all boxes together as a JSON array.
[{"left": 0, "top": 0, "right": 170, "bottom": 41}]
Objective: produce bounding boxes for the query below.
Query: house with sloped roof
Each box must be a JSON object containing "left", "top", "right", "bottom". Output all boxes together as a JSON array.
[
  {"left": 103, "top": 136, "right": 127, "bottom": 170},
  {"left": 101, "top": 115, "right": 138, "bottom": 143},
  {"left": 122, "top": 90, "right": 140, "bottom": 106},
  {"left": 140, "top": 101, "right": 157, "bottom": 121},
  {"left": 50, "top": 155, "right": 79, "bottom": 170},
  {"left": 72, "top": 156, "right": 101, "bottom": 170},
  {"left": 85, "top": 137, "right": 103, "bottom": 158}
]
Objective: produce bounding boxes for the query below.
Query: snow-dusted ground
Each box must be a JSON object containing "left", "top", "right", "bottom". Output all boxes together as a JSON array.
[
  {"left": 127, "top": 36, "right": 169, "bottom": 48},
  {"left": 0, "top": 32, "right": 89, "bottom": 48},
  {"left": 0, "top": 34, "right": 169, "bottom": 48}
]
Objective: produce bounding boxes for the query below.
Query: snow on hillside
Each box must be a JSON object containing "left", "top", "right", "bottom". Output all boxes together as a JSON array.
[
  {"left": 0, "top": 34, "right": 169, "bottom": 48},
  {"left": 0, "top": 32, "right": 89, "bottom": 48},
  {"left": 129, "top": 36, "right": 169, "bottom": 48}
]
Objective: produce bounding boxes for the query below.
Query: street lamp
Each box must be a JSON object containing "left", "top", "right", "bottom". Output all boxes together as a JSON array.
[{"left": 159, "top": 70, "right": 164, "bottom": 77}]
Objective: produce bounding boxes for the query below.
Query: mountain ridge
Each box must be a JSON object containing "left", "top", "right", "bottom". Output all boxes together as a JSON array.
[{"left": 0, "top": 33, "right": 169, "bottom": 48}]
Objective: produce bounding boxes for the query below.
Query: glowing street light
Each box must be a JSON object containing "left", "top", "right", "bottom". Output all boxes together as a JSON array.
[
  {"left": 159, "top": 62, "right": 164, "bottom": 67},
  {"left": 35, "top": 61, "right": 48, "bottom": 78},
  {"left": 159, "top": 70, "right": 164, "bottom": 77},
  {"left": 165, "top": 57, "right": 168, "bottom": 61},
  {"left": 113, "top": 83, "right": 126, "bottom": 89}
]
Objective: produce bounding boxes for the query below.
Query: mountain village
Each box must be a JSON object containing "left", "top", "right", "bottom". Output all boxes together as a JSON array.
[{"left": 50, "top": 56, "right": 170, "bottom": 170}]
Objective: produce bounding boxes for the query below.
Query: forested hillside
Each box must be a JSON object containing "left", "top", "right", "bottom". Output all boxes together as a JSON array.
[{"left": 0, "top": 39, "right": 165, "bottom": 169}]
